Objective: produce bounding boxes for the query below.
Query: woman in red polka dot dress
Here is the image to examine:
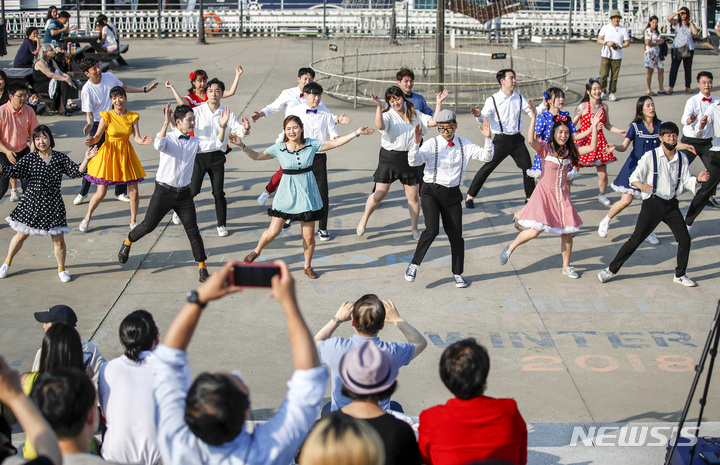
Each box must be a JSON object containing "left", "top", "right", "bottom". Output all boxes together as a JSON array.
[{"left": 573, "top": 78, "right": 627, "bottom": 206}]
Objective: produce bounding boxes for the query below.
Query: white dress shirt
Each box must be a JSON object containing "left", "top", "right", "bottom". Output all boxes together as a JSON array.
[
  {"left": 479, "top": 90, "right": 532, "bottom": 135},
  {"left": 598, "top": 23, "right": 630, "bottom": 59},
  {"left": 629, "top": 147, "right": 699, "bottom": 200},
  {"left": 279, "top": 103, "right": 338, "bottom": 144},
  {"left": 260, "top": 86, "right": 332, "bottom": 118},
  {"left": 154, "top": 129, "right": 224, "bottom": 187},
  {"left": 193, "top": 102, "right": 248, "bottom": 148},
  {"left": 408, "top": 135, "right": 494, "bottom": 187},
  {"left": 682, "top": 93, "right": 719, "bottom": 139},
  {"left": 380, "top": 107, "right": 432, "bottom": 151},
  {"left": 696, "top": 102, "right": 720, "bottom": 151}
]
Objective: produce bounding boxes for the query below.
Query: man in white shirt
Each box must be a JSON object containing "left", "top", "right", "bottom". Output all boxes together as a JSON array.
[
  {"left": 73, "top": 57, "right": 158, "bottom": 206},
  {"left": 466, "top": 69, "right": 533, "bottom": 208},
  {"left": 681, "top": 71, "right": 720, "bottom": 227},
  {"left": 120, "top": 104, "right": 229, "bottom": 283},
  {"left": 597, "top": 10, "right": 630, "bottom": 101},
  {"left": 190, "top": 78, "right": 250, "bottom": 237},
  {"left": 153, "top": 260, "right": 328, "bottom": 465},
  {"left": 406, "top": 110, "right": 494, "bottom": 287},
  {"left": 599, "top": 122, "right": 709, "bottom": 287}
]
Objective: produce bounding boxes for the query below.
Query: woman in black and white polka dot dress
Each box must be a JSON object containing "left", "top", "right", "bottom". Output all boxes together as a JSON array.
[{"left": 0, "top": 125, "right": 97, "bottom": 282}]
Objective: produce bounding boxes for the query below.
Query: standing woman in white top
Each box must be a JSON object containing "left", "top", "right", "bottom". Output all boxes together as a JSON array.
[
  {"left": 667, "top": 7, "right": 698, "bottom": 95},
  {"left": 357, "top": 86, "right": 447, "bottom": 239}
]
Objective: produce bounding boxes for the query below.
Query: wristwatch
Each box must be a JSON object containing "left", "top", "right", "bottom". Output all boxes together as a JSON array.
[
  {"left": 332, "top": 317, "right": 341, "bottom": 326},
  {"left": 187, "top": 290, "right": 207, "bottom": 309}
]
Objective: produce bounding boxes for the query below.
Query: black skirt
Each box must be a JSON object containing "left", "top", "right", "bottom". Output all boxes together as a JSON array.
[
  {"left": 373, "top": 147, "right": 421, "bottom": 186},
  {"left": 267, "top": 208, "right": 324, "bottom": 222}
]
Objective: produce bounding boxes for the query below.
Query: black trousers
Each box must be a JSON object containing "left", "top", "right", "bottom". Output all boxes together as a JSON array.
[
  {"left": 669, "top": 49, "right": 694, "bottom": 89},
  {"left": 190, "top": 150, "right": 227, "bottom": 227},
  {"left": 78, "top": 122, "right": 127, "bottom": 197},
  {"left": 128, "top": 182, "right": 207, "bottom": 262},
  {"left": 680, "top": 136, "right": 720, "bottom": 225},
  {"left": 0, "top": 146, "right": 30, "bottom": 199},
  {"left": 412, "top": 183, "right": 464, "bottom": 275},
  {"left": 467, "top": 133, "right": 534, "bottom": 199},
  {"left": 312, "top": 153, "right": 329, "bottom": 230},
  {"left": 609, "top": 196, "right": 691, "bottom": 278}
]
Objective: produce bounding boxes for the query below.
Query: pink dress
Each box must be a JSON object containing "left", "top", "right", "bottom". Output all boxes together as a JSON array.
[
  {"left": 576, "top": 105, "right": 617, "bottom": 167},
  {"left": 518, "top": 141, "right": 582, "bottom": 234}
]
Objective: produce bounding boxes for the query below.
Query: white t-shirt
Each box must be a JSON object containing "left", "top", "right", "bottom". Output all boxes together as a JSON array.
[
  {"left": 379, "top": 106, "right": 432, "bottom": 151},
  {"left": 102, "top": 25, "right": 117, "bottom": 51},
  {"left": 81, "top": 72, "right": 123, "bottom": 122},
  {"left": 598, "top": 23, "right": 630, "bottom": 60}
]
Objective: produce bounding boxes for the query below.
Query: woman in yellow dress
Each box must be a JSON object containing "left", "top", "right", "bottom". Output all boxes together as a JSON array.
[{"left": 80, "top": 86, "right": 152, "bottom": 231}]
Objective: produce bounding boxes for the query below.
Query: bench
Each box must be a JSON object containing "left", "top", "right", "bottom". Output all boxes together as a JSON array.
[
  {"left": 2, "top": 67, "right": 33, "bottom": 87},
  {"left": 68, "top": 34, "right": 129, "bottom": 69}
]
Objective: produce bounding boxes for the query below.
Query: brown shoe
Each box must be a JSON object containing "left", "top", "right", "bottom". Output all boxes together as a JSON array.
[
  {"left": 304, "top": 267, "right": 318, "bottom": 279},
  {"left": 666, "top": 87, "right": 673, "bottom": 95},
  {"left": 244, "top": 251, "right": 259, "bottom": 263},
  {"left": 685, "top": 88, "right": 693, "bottom": 94}
]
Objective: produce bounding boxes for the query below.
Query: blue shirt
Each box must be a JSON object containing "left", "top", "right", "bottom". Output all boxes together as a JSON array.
[
  {"left": 43, "top": 19, "right": 63, "bottom": 44},
  {"left": 13, "top": 38, "right": 37, "bottom": 68},
  {"left": 153, "top": 344, "right": 328, "bottom": 465},
  {"left": 317, "top": 334, "right": 415, "bottom": 411},
  {"left": 534, "top": 110, "right": 576, "bottom": 142},
  {"left": 405, "top": 92, "right": 434, "bottom": 116}
]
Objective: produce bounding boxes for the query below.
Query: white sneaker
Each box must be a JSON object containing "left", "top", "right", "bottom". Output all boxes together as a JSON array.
[
  {"left": 78, "top": 219, "right": 90, "bottom": 233},
  {"left": 598, "top": 216, "right": 610, "bottom": 238},
  {"left": 130, "top": 222, "right": 138, "bottom": 230},
  {"left": 453, "top": 274, "right": 468, "bottom": 288},
  {"left": 673, "top": 275, "right": 697, "bottom": 287},
  {"left": 405, "top": 263, "right": 418, "bottom": 282},
  {"left": 598, "top": 194, "right": 611, "bottom": 206},
  {"left": 0, "top": 263, "right": 9, "bottom": 278},
  {"left": 562, "top": 267, "right": 580, "bottom": 279},
  {"left": 115, "top": 193, "right": 131, "bottom": 203},
  {"left": 58, "top": 271, "right": 72, "bottom": 283},
  {"left": 499, "top": 245, "right": 512, "bottom": 265},
  {"left": 598, "top": 267, "right": 615, "bottom": 283},
  {"left": 73, "top": 194, "right": 87, "bottom": 205},
  {"left": 601, "top": 92, "right": 607, "bottom": 99},
  {"left": 257, "top": 190, "right": 270, "bottom": 206},
  {"left": 10, "top": 189, "right": 20, "bottom": 202},
  {"left": 645, "top": 232, "right": 660, "bottom": 245},
  {"left": 608, "top": 93, "right": 617, "bottom": 101},
  {"left": 318, "top": 229, "right": 330, "bottom": 241},
  {"left": 412, "top": 229, "right": 421, "bottom": 241},
  {"left": 172, "top": 212, "right": 181, "bottom": 225},
  {"left": 217, "top": 226, "right": 229, "bottom": 237},
  {"left": 687, "top": 224, "right": 693, "bottom": 233}
]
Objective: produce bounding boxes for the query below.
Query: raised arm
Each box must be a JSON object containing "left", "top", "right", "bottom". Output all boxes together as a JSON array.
[
  {"left": 78, "top": 146, "right": 98, "bottom": 173},
  {"left": 320, "top": 127, "right": 374, "bottom": 152},
  {"left": 165, "top": 81, "right": 185, "bottom": 106},
  {"left": 132, "top": 118, "right": 154, "bottom": 145},
  {"left": 271, "top": 260, "right": 320, "bottom": 370},
  {"left": 383, "top": 300, "right": 427, "bottom": 359},
  {"left": 313, "top": 302, "right": 353, "bottom": 343},
  {"left": 230, "top": 134, "right": 272, "bottom": 160},
  {"left": 526, "top": 101, "right": 541, "bottom": 153},
  {"left": 223, "top": 65, "right": 243, "bottom": 98},
  {"left": 371, "top": 93, "right": 386, "bottom": 130},
  {"left": 123, "top": 81, "right": 159, "bottom": 94},
  {"left": 427, "top": 89, "right": 450, "bottom": 126},
  {"left": 577, "top": 112, "right": 600, "bottom": 156}
]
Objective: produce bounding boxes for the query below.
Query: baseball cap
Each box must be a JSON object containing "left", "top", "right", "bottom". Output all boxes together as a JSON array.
[
  {"left": 34, "top": 305, "right": 78, "bottom": 326},
  {"left": 339, "top": 341, "right": 398, "bottom": 395},
  {"left": 609, "top": 9, "right": 621, "bottom": 18}
]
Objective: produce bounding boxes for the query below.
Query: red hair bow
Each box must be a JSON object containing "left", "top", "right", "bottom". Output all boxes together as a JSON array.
[
  {"left": 189, "top": 72, "right": 196, "bottom": 80},
  {"left": 555, "top": 115, "right": 568, "bottom": 122}
]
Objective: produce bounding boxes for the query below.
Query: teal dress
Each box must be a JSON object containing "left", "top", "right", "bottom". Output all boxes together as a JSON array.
[{"left": 267, "top": 138, "right": 324, "bottom": 222}]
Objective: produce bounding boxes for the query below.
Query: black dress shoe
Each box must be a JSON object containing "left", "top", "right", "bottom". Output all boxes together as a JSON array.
[
  {"left": 706, "top": 198, "right": 720, "bottom": 209},
  {"left": 118, "top": 242, "right": 131, "bottom": 264},
  {"left": 282, "top": 219, "right": 293, "bottom": 230},
  {"left": 465, "top": 198, "right": 475, "bottom": 209},
  {"left": 199, "top": 268, "right": 210, "bottom": 283}
]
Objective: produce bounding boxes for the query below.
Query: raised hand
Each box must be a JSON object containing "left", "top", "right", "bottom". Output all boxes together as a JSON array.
[
  {"left": 228, "top": 134, "right": 243, "bottom": 146},
  {"left": 527, "top": 100, "right": 537, "bottom": 117},
  {"left": 436, "top": 89, "right": 450, "bottom": 104},
  {"left": 241, "top": 117, "right": 250, "bottom": 131},
  {"left": 163, "top": 103, "right": 173, "bottom": 125},
  {"left": 251, "top": 112, "right": 262, "bottom": 123},
  {"left": 145, "top": 82, "right": 159, "bottom": 92},
  {"left": 335, "top": 302, "right": 354, "bottom": 322},
  {"left": 370, "top": 93, "right": 383, "bottom": 107},
  {"left": 165, "top": 80, "right": 173, "bottom": 89},
  {"left": 84, "top": 146, "right": 98, "bottom": 160},
  {"left": 139, "top": 136, "right": 154, "bottom": 145},
  {"left": 470, "top": 106, "right": 482, "bottom": 117},
  {"left": 219, "top": 106, "right": 230, "bottom": 128},
  {"left": 336, "top": 113, "right": 350, "bottom": 124},
  {"left": 479, "top": 117, "right": 492, "bottom": 138},
  {"left": 687, "top": 113, "right": 699, "bottom": 125},
  {"left": 413, "top": 124, "right": 423, "bottom": 144},
  {"left": 699, "top": 115, "right": 708, "bottom": 130},
  {"left": 357, "top": 126, "right": 375, "bottom": 136},
  {"left": 235, "top": 65, "right": 244, "bottom": 76}
]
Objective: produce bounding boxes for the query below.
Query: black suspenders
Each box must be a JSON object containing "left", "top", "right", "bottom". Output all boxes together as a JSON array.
[
  {"left": 651, "top": 148, "right": 682, "bottom": 196},
  {"left": 491, "top": 94, "right": 523, "bottom": 135},
  {"left": 433, "top": 137, "right": 464, "bottom": 185}
]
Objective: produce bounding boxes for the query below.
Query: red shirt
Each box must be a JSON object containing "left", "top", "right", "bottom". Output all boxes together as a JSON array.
[
  {"left": 418, "top": 396, "right": 527, "bottom": 465},
  {"left": 183, "top": 92, "right": 207, "bottom": 108}
]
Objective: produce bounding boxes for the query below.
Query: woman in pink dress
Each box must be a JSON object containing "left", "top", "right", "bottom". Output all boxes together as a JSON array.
[
  {"left": 499, "top": 102, "right": 600, "bottom": 279},
  {"left": 572, "top": 78, "right": 626, "bottom": 206}
]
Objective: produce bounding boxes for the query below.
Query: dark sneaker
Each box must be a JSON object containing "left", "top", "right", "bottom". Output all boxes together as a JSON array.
[
  {"left": 118, "top": 242, "right": 131, "bottom": 264},
  {"left": 199, "top": 268, "right": 210, "bottom": 283}
]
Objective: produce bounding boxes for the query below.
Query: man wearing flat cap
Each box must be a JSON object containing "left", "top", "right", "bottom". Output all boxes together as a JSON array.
[
  {"left": 406, "top": 110, "right": 494, "bottom": 287},
  {"left": 31, "top": 305, "right": 106, "bottom": 384},
  {"left": 597, "top": 10, "right": 630, "bottom": 101}
]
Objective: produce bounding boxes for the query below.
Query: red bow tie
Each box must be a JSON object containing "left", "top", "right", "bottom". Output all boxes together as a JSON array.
[
  {"left": 703, "top": 97, "right": 712, "bottom": 102},
  {"left": 447, "top": 141, "right": 455, "bottom": 147}
]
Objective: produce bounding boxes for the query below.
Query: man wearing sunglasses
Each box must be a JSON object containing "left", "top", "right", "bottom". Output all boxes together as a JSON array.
[{"left": 405, "top": 110, "right": 494, "bottom": 287}]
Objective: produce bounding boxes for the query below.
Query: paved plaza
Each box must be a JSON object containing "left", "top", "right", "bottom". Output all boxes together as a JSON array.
[{"left": 1, "top": 36, "right": 720, "bottom": 463}]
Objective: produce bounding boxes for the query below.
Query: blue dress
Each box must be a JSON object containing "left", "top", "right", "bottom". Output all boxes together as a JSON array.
[
  {"left": 610, "top": 121, "right": 661, "bottom": 198},
  {"left": 528, "top": 110, "right": 578, "bottom": 180},
  {"left": 267, "top": 138, "right": 324, "bottom": 222}
]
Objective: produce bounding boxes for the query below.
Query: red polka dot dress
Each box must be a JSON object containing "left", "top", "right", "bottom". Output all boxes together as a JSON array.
[{"left": 577, "top": 106, "right": 617, "bottom": 167}]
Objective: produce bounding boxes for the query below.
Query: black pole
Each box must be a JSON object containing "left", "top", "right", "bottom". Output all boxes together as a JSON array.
[
  {"left": 198, "top": 0, "right": 206, "bottom": 43},
  {"left": 77, "top": 0, "right": 81, "bottom": 33},
  {"left": 322, "top": 0, "right": 327, "bottom": 38},
  {"left": 390, "top": 0, "right": 397, "bottom": 45},
  {"left": 157, "top": 0, "right": 162, "bottom": 39},
  {"left": 436, "top": 0, "right": 444, "bottom": 91}
]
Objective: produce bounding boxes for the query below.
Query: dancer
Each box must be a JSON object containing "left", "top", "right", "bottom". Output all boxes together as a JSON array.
[
  {"left": 357, "top": 86, "right": 447, "bottom": 239},
  {"left": 81, "top": 86, "right": 152, "bottom": 232},
  {"left": 118, "top": 104, "right": 229, "bottom": 283},
  {"left": 0, "top": 126, "right": 97, "bottom": 282},
  {"left": 405, "top": 110, "right": 494, "bottom": 288},
  {"left": 573, "top": 77, "right": 626, "bottom": 206},
  {"left": 165, "top": 66, "right": 244, "bottom": 108},
  {"left": 599, "top": 95, "right": 695, "bottom": 243},
  {"left": 599, "top": 122, "right": 709, "bottom": 287},
  {"left": 234, "top": 116, "right": 374, "bottom": 279},
  {"left": 499, "top": 102, "right": 600, "bottom": 279}
]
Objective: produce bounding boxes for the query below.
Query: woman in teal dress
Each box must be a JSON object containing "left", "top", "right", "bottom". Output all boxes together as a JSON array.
[{"left": 233, "top": 115, "right": 374, "bottom": 279}]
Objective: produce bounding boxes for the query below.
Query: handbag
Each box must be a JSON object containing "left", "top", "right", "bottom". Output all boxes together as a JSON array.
[
  {"left": 675, "top": 44, "right": 691, "bottom": 59},
  {"left": 659, "top": 42, "right": 669, "bottom": 59}
]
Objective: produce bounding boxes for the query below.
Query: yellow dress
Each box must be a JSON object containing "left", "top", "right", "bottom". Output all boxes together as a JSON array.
[{"left": 85, "top": 110, "right": 146, "bottom": 185}]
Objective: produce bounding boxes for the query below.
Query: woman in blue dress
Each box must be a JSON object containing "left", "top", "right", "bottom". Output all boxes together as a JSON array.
[
  {"left": 598, "top": 95, "right": 695, "bottom": 243},
  {"left": 234, "top": 115, "right": 374, "bottom": 279}
]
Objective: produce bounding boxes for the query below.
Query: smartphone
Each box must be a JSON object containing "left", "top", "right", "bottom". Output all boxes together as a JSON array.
[{"left": 232, "top": 263, "right": 281, "bottom": 288}]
